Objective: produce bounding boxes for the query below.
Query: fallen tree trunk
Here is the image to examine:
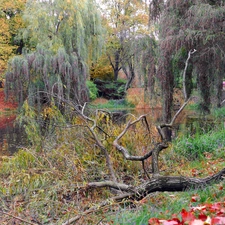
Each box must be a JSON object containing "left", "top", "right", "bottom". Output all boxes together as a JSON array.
[
  {"left": 62, "top": 168, "right": 225, "bottom": 225},
  {"left": 88, "top": 167, "right": 225, "bottom": 201}
]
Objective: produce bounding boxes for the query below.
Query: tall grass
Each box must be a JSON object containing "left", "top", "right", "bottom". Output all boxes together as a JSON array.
[{"left": 173, "top": 126, "right": 225, "bottom": 160}]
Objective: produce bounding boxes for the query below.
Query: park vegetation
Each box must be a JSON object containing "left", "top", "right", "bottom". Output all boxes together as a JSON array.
[{"left": 0, "top": 0, "right": 224, "bottom": 224}]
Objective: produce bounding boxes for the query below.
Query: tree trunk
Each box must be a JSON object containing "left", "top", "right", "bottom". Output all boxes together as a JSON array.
[{"left": 114, "top": 50, "right": 121, "bottom": 81}]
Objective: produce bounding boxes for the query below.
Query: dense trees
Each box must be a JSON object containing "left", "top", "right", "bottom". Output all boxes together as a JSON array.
[
  {"left": 0, "top": 0, "right": 25, "bottom": 75},
  {"left": 99, "top": 0, "right": 155, "bottom": 89},
  {"left": 5, "top": 0, "right": 103, "bottom": 108},
  {"left": 153, "top": 0, "right": 225, "bottom": 121}
]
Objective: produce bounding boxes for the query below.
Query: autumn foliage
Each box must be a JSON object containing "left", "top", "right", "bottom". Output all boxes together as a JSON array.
[
  {"left": 148, "top": 202, "right": 225, "bottom": 225},
  {"left": 0, "top": 89, "right": 17, "bottom": 111}
]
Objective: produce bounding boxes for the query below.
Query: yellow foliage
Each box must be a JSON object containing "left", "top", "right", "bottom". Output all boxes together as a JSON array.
[
  {"left": 0, "top": 0, "right": 25, "bottom": 73},
  {"left": 90, "top": 56, "right": 114, "bottom": 81}
]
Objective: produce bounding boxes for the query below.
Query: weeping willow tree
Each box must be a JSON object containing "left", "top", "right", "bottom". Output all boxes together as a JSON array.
[
  {"left": 5, "top": 0, "right": 104, "bottom": 109},
  {"left": 151, "top": 0, "right": 225, "bottom": 122},
  {"left": 6, "top": 46, "right": 89, "bottom": 110}
]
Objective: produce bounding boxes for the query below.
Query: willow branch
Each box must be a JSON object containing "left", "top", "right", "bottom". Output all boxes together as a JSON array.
[{"left": 158, "top": 49, "right": 197, "bottom": 137}]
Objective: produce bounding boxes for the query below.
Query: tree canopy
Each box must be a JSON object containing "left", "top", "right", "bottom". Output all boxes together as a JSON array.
[
  {"left": 98, "top": 0, "right": 154, "bottom": 87},
  {"left": 155, "top": 0, "right": 225, "bottom": 121},
  {"left": 5, "top": 0, "right": 104, "bottom": 108},
  {"left": 0, "top": 0, "right": 25, "bottom": 74}
]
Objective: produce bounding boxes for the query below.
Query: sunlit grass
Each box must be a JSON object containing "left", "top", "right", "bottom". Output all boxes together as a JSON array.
[{"left": 173, "top": 128, "right": 225, "bottom": 160}]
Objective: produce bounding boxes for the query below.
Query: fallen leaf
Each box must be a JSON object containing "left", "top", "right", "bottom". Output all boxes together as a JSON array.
[
  {"left": 190, "top": 219, "right": 204, "bottom": 225},
  {"left": 181, "top": 209, "right": 195, "bottom": 222},
  {"left": 211, "top": 216, "right": 225, "bottom": 225}
]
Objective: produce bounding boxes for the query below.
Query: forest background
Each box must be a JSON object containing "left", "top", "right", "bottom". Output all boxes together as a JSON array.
[{"left": 0, "top": 0, "right": 225, "bottom": 224}]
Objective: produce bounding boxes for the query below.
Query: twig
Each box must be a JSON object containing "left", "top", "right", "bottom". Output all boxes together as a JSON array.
[
  {"left": 0, "top": 210, "right": 38, "bottom": 225},
  {"left": 142, "top": 161, "right": 151, "bottom": 179}
]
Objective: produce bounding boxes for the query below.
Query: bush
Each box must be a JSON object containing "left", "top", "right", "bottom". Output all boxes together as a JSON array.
[
  {"left": 211, "top": 106, "right": 225, "bottom": 119},
  {"left": 86, "top": 80, "right": 98, "bottom": 100}
]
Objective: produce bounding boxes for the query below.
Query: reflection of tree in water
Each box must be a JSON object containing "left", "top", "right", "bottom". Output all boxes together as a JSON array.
[{"left": 0, "top": 115, "right": 27, "bottom": 155}]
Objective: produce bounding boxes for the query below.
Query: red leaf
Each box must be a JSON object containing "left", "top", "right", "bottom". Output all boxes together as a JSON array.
[
  {"left": 189, "top": 219, "right": 204, "bottom": 225},
  {"left": 211, "top": 217, "right": 225, "bottom": 225},
  {"left": 191, "top": 195, "right": 199, "bottom": 202},
  {"left": 181, "top": 209, "right": 195, "bottom": 222},
  {"left": 161, "top": 219, "right": 180, "bottom": 225},
  {"left": 198, "top": 214, "right": 207, "bottom": 221}
]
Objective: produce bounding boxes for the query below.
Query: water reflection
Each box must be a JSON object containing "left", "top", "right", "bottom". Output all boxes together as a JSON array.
[{"left": 0, "top": 114, "right": 26, "bottom": 156}]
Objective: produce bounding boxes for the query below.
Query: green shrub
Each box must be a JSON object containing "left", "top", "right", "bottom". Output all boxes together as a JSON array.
[
  {"left": 86, "top": 80, "right": 98, "bottom": 100},
  {"left": 211, "top": 106, "right": 225, "bottom": 119}
]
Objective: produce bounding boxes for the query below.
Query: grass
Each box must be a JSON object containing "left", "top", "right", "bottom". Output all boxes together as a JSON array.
[
  {"left": 91, "top": 99, "right": 135, "bottom": 109},
  {"left": 108, "top": 182, "right": 225, "bottom": 224},
  {"left": 173, "top": 126, "right": 225, "bottom": 160},
  {"left": 211, "top": 106, "right": 225, "bottom": 119}
]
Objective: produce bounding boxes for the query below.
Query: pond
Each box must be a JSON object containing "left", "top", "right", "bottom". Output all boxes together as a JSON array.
[
  {"left": 0, "top": 106, "right": 223, "bottom": 157},
  {"left": 0, "top": 114, "right": 27, "bottom": 157}
]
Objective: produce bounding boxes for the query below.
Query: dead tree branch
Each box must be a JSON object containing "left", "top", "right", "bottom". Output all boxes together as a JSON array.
[
  {"left": 62, "top": 168, "right": 225, "bottom": 225},
  {"left": 183, "top": 49, "right": 196, "bottom": 101},
  {"left": 79, "top": 104, "right": 117, "bottom": 182},
  {"left": 61, "top": 48, "right": 225, "bottom": 225}
]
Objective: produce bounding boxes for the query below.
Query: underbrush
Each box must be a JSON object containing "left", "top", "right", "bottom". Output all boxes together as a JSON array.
[
  {"left": 0, "top": 106, "right": 224, "bottom": 224},
  {"left": 0, "top": 114, "right": 152, "bottom": 224}
]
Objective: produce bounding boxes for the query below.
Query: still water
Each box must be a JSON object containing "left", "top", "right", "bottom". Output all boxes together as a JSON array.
[
  {"left": 0, "top": 106, "right": 221, "bottom": 156},
  {"left": 0, "top": 114, "right": 26, "bottom": 156}
]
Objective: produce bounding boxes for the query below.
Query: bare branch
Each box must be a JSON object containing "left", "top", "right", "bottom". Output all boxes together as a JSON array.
[
  {"left": 88, "top": 181, "right": 133, "bottom": 192},
  {"left": 112, "top": 114, "right": 168, "bottom": 162},
  {"left": 183, "top": 49, "right": 197, "bottom": 101},
  {"left": 159, "top": 97, "right": 191, "bottom": 129}
]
